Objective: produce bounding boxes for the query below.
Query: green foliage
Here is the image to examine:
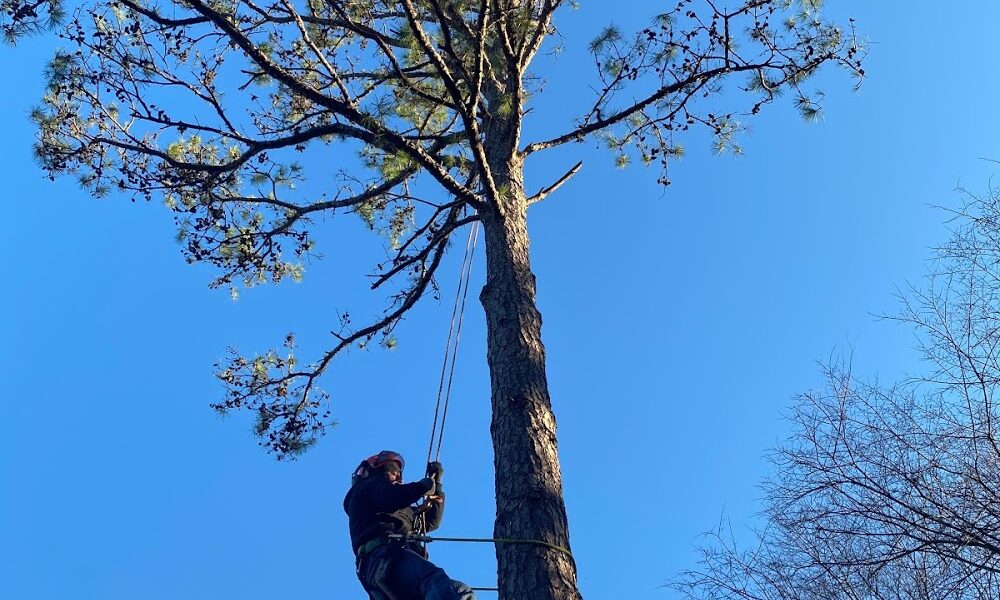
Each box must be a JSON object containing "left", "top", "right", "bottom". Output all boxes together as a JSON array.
[
  {"left": 589, "top": 24, "right": 622, "bottom": 54},
  {"left": 2, "top": 0, "right": 64, "bottom": 43},
  {"left": 214, "top": 332, "right": 331, "bottom": 458},
  {"left": 652, "top": 13, "right": 673, "bottom": 27},
  {"left": 652, "top": 45, "right": 678, "bottom": 64},
  {"left": 381, "top": 152, "right": 414, "bottom": 180},
  {"left": 706, "top": 117, "right": 743, "bottom": 156},
  {"left": 395, "top": 89, "right": 449, "bottom": 130},
  {"left": 602, "top": 58, "right": 624, "bottom": 77},
  {"left": 19, "top": 0, "right": 865, "bottom": 461},
  {"left": 356, "top": 199, "right": 378, "bottom": 229},
  {"left": 795, "top": 94, "right": 824, "bottom": 122},
  {"left": 494, "top": 94, "right": 514, "bottom": 118},
  {"left": 387, "top": 205, "right": 414, "bottom": 250}
]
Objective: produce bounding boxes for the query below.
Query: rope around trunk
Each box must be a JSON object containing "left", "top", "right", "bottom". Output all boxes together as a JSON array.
[{"left": 388, "top": 533, "right": 576, "bottom": 569}]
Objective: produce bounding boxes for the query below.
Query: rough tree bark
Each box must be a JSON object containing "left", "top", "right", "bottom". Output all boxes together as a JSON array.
[
  {"left": 479, "top": 76, "right": 579, "bottom": 598},
  {"left": 482, "top": 203, "right": 579, "bottom": 600}
]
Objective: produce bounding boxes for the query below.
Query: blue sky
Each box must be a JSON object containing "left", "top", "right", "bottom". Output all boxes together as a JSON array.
[{"left": 3, "top": 2, "right": 1000, "bottom": 599}]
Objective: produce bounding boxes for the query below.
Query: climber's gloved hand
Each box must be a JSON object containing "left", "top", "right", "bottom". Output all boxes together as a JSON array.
[
  {"left": 426, "top": 461, "right": 444, "bottom": 483},
  {"left": 419, "top": 477, "right": 437, "bottom": 497}
]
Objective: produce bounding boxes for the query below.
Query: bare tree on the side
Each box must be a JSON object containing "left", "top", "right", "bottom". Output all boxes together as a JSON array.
[
  {"left": 676, "top": 186, "right": 1000, "bottom": 600},
  {"left": 5, "top": 1, "right": 863, "bottom": 598}
]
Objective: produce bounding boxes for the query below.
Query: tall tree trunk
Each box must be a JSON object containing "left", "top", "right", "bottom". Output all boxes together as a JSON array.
[{"left": 479, "top": 149, "right": 582, "bottom": 599}]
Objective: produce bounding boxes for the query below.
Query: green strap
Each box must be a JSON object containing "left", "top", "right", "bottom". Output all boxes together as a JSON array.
[
  {"left": 386, "top": 533, "right": 576, "bottom": 592},
  {"left": 388, "top": 533, "right": 575, "bottom": 563},
  {"left": 356, "top": 535, "right": 390, "bottom": 559}
]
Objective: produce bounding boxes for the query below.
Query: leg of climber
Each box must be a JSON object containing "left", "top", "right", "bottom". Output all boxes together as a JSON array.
[
  {"left": 386, "top": 547, "right": 476, "bottom": 600},
  {"left": 448, "top": 578, "right": 475, "bottom": 600}
]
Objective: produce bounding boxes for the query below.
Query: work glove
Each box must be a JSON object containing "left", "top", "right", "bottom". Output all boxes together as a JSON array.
[
  {"left": 426, "top": 461, "right": 444, "bottom": 483},
  {"left": 419, "top": 477, "right": 437, "bottom": 497}
]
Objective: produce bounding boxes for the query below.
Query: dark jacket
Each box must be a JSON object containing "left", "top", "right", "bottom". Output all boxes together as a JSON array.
[{"left": 343, "top": 475, "right": 445, "bottom": 555}]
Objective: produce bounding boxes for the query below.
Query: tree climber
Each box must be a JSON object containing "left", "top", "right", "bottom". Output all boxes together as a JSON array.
[{"left": 344, "top": 450, "right": 475, "bottom": 600}]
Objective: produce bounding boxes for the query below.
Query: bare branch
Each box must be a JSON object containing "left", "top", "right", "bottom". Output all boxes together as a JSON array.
[{"left": 527, "top": 160, "right": 581, "bottom": 205}]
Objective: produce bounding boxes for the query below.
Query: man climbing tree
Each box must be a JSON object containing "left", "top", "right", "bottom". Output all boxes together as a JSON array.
[
  {"left": 345, "top": 451, "right": 474, "bottom": 600},
  {"left": 7, "top": 0, "right": 863, "bottom": 598}
]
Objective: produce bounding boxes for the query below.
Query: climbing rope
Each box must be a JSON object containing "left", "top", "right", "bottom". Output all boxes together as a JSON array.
[
  {"left": 425, "top": 220, "right": 480, "bottom": 465},
  {"left": 418, "top": 221, "right": 479, "bottom": 542}
]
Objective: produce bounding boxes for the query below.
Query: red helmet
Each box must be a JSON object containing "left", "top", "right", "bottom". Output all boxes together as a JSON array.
[
  {"left": 366, "top": 450, "right": 405, "bottom": 472},
  {"left": 352, "top": 450, "right": 405, "bottom": 484}
]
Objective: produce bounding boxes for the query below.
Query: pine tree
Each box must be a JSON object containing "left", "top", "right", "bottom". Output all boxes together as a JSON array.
[{"left": 11, "top": 1, "right": 863, "bottom": 597}]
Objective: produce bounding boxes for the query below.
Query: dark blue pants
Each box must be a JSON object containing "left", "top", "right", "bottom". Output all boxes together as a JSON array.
[{"left": 358, "top": 545, "right": 475, "bottom": 600}]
